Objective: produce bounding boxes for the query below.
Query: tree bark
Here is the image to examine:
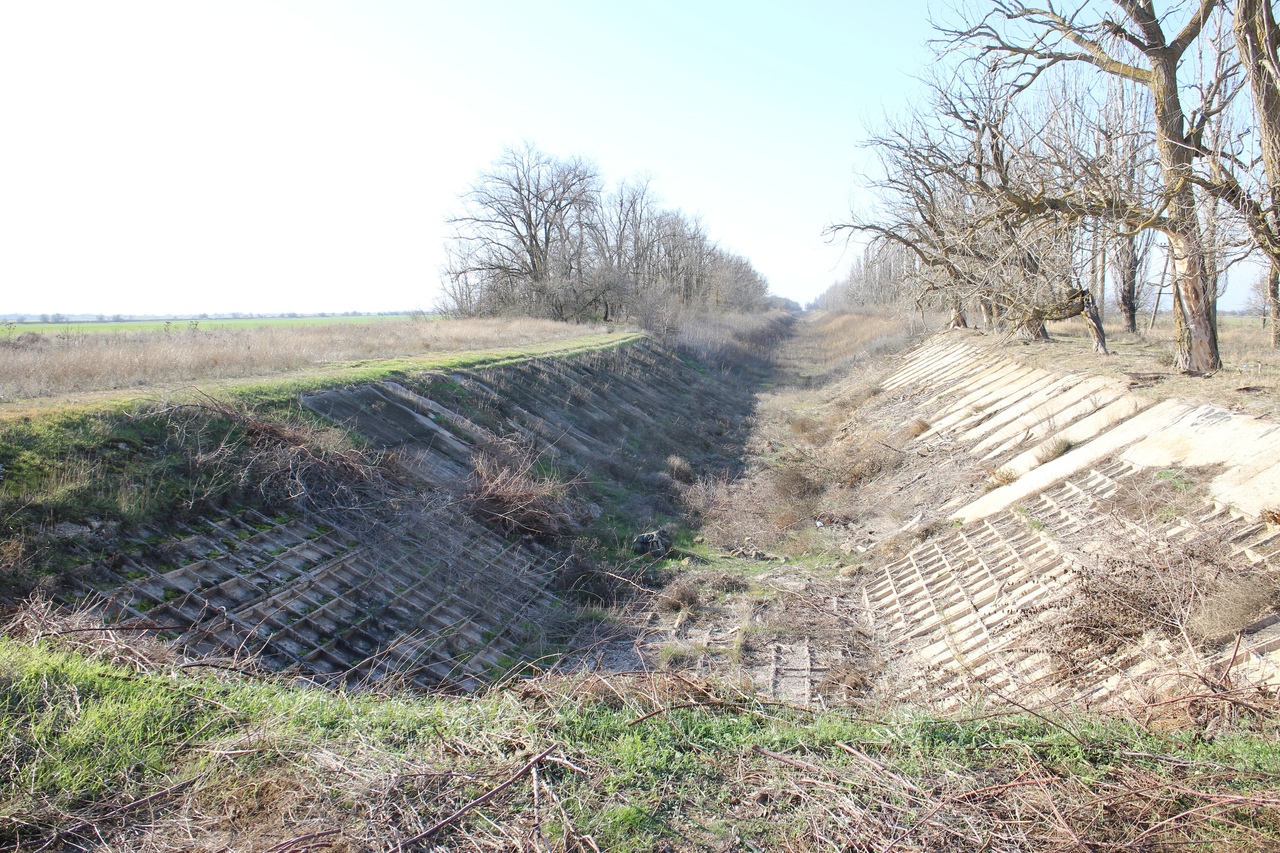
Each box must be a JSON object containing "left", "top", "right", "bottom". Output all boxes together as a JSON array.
[
  {"left": 1079, "top": 289, "right": 1109, "bottom": 354},
  {"left": 1236, "top": 0, "right": 1280, "bottom": 348},
  {"left": 1270, "top": 261, "right": 1280, "bottom": 348},
  {"left": 1149, "top": 47, "right": 1221, "bottom": 371},
  {"left": 1113, "top": 232, "right": 1140, "bottom": 333}
]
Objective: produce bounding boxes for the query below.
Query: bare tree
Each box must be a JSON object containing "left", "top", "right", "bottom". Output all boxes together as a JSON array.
[
  {"left": 834, "top": 74, "right": 1110, "bottom": 351},
  {"left": 440, "top": 144, "right": 769, "bottom": 323},
  {"left": 442, "top": 143, "right": 602, "bottom": 318},
  {"left": 1097, "top": 79, "right": 1159, "bottom": 332},
  {"left": 946, "top": 0, "right": 1226, "bottom": 370}
]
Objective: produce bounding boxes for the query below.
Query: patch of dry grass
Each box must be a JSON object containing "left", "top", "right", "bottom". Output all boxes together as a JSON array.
[
  {"left": 681, "top": 312, "right": 930, "bottom": 556},
  {"left": 1010, "top": 315, "right": 1280, "bottom": 417},
  {"left": 465, "top": 438, "right": 582, "bottom": 538},
  {"left": 0, "top": 317, "right": 607, "bottom": 400}
]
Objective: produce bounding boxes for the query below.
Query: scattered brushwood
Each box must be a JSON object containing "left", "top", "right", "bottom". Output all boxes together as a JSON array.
[
  {"left": 827, "top": 432, "right": 905, "bottom": 488},
  {"left": 772, "top": 465, "right": 824, "bottom": 501},
  {"left": 1034, "top": 513, "right": 1274, "bottom": 680},
  {"left": 465, "top": 438, "right": 581, "bottom": 538},
  {"left": 4, "top": 607, "right": 1280, "bottom": 853},
  {"left": 1106, "top": 465, "right": 1220, "bottom": 525},
  {"left": 1, "top": 594, "right": 186, "bottom": 673}
]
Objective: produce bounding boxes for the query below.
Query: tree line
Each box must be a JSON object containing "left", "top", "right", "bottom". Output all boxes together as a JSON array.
[
  {"left": 823, "top": 0, "right": 1280, "bottom": 371},
  {"left": 438, "top": 144, "right": 771, "bottom": 324}
]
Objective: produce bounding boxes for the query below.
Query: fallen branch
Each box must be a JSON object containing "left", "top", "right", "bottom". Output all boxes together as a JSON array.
[
  {"left": 393, "top": 746, "right": 555, "bottom": 850},
  {"left": 6, "top": 775, "right": 203, "bottom": 853},
  {"left": 264, "top": 829, "right": 341, "bottom": 853},
  {"left": 627, "top": 701, "right": 721, "bottom": 726}
]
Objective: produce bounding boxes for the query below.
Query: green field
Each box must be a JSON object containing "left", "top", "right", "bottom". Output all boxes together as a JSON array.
[{"left": 2, "top": 313, "right": 421, "bottom": 336}]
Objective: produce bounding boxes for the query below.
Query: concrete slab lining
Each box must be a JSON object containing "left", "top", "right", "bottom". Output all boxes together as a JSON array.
[
  {"left": 970, "top": 376, "right": 1117, "bottom": 458},
  {"left": 868, "top": 332, "right": 1280, "bottom": 708},
  {"left": 919, "top": 364, "right": 1030, "bottom": 437},
  {"left": 957, "top": 399, "right": 1193, "bottom": 523},
  {"left": 925, "top": 360, "right": 1026, "bottom": 407},
  {"left": 954, "top": 374, "right": 1080, "bottom": 446},
  {"left": 982, "top": 385, "right": 1128, "bottom": 463},
  {"left": 1001, "top": 396, "right": 1157, "bottom": 478}
]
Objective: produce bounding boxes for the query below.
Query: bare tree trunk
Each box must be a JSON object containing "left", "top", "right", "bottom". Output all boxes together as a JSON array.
[
  {"left": 1016, "top": 311, "right": 1050, "bottom": 340},
  {"left": 1079, "top": 289, "right": 1109, "bottom": 354},
  {"left": 1237, "top": 0, "right": 1280, "bottom": 349},
  {"left": 1113, "top": 233, "right": 1139, "bottom": 333},
  {"left": 1148, "top": 246, "right": 1170, "bottom": 332},
  {"left": 1093, "top": 232, "right": 1106, "bottom": 327},
  {"left": 1150, "top": 45, "right": 1221, "bottom": 371},
  {"left": 1270, "top": 261, "right": 1280, "bottom": 348},
  {"left": 1166, "top": 224, "right": 1220, "bottom": 371},
  {"left": 979, "top": 295, "right": 996, "bottom": 329}
]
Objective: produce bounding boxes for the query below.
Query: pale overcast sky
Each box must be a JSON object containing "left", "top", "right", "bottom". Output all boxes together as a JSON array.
[{"left": 0, "top": 1, "right": 935, "bottom": 316}]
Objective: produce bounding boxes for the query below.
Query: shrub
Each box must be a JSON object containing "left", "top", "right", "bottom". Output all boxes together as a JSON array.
[{"left": 465, "top": 441, "right": 578, "bottom": 538}]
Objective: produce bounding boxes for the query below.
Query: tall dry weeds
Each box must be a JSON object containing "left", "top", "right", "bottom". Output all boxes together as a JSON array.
[{"left": 464, "top": 438, "right": 582, "bottom": 538}]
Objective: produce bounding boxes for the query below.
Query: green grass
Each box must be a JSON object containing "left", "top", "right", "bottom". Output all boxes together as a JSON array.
[{"left": 3, "top": 635, "right": 1279, "bottom": 850}]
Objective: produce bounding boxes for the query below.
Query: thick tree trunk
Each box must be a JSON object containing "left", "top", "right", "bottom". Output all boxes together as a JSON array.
[
  {"left": 1150, "top": 51, "right": 1221, "bottom": 372},
  {"left": 1016, "top": 312, "right": 1050, "bottom": 340},
  {"left": 1079, "top": 289, "right": 1108, "bottom": 354},
  {"left": 1166, "top": 225, "right": 1220, "bottom": 371},
  {"left": 1113, "top": 232, "right": 1140, "bottom": 333},
  {"left": 1236, "top": 0, "right": 1280, "bottom": 281},
  {"left": 1237, "top": 1, "right": 1280, "bottom": 349},
  {"left": 1270, "top": 262, "right": 1280, "bottom": 349}
]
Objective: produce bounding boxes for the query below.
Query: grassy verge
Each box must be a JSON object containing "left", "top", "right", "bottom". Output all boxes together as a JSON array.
[{"left": 3, "top": 618, "right": 1278, "bottom": 851}]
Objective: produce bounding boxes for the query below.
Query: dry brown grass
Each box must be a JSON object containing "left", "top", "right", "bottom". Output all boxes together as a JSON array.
[
  {"left": 465, "top": 439, "right": 581, "bottom": 538},
  {"left": 772, "top": 309, "right": 936, "bottom": 386},
  {"left": 680, "top": 311, "right": 931, "bottom": 556},
  {"left": 904, "top": 417, "right": 931, "bottom": 437},
  {"left": 0, "top": 317, "right": 605, "bottom": 400},
  {"left": 1007, "top": 314, "right": 1280, "bottom": 417}
]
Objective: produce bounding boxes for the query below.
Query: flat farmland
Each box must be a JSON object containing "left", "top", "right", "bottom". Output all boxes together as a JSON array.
[
  {"left": 2, "top": 313, "right": 421, "bottom": 335},
  {"left": 0, "top": 315, "right": 615, "bottom": 402}
]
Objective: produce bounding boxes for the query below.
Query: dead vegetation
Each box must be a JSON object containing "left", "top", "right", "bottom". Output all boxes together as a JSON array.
[
  {"left": 0, "top": 316, "right": 605, "bottom": 401},
  {"left": 465, "top": 439, "right": 583, "bottom": 538},
  {"left": 1036, "top": 509, "right": 1276, "bottom": 683},
  {"left": 170, "top": 394, "right": 400, "bottom": 513}
]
